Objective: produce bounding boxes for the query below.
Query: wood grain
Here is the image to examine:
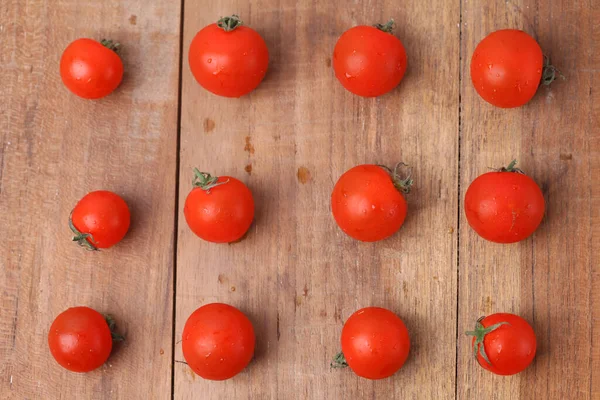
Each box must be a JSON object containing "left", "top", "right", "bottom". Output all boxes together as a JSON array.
[
  {"left": 457, "top": 1, "right": 600, "bottom": 399},
  {"left": 0, "top": 0, "right": 180, "bottom": 398},
  {"left": 175, "top": 0, "right": 459, "bottom": 398}
]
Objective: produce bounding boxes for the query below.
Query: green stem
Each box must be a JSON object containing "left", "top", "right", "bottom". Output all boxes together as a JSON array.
[
  {"left": 217, "top": 15, "right": 243, "bottom": 32},
  {"left": 192, "top": 168, "right": 229, "bottom": 193},
  {"left": 69, "top": 212, "right": 98, "bottom": 251},
  {"left": 541, "top": 55, "right": 565, "bottom": 86},
  {"left": 104, "top": 314, "right": 125, "bottom": 342},
  {"left": 498, "top": 159, "right": 524, "bottom": 174},
  {"left": 379, "top": 162, "right": 413, "bottom": 194},
  {"left": 374, "top": 19, "right": 395, "bottom": 33},
  {"left": 330, "top": 352, "right": 348, "bottom": 368},
  {"left": 465, "top": 317, "right": 510, "bottom": 366},
  {"left": 100, "top": 39, "right": 121, "bottom": 53}
]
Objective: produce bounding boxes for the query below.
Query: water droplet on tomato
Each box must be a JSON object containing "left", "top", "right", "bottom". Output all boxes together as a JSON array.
[
  {"left": 345, "top": 72, "right": 353, "bottom": 79},
  {"left": 371, "top": 205, "right": 376, "bottom": 210},
  {"left": 207, "top": 58, "right": 212, "bottom": 63},
  {"left": 243, "top": 52, "right": 247, "bottom": 56},
  {"left": 205, "top": 352, "right": 211, "bottom": 358},
  {"left": 487, "top": 64, "right": 493, "bottom": 69},
  {"left": 219, "top": 358, "right": 224, "bottom": 363},
  {"left": 536, "top": 69, "right": 541, "bottom": 74}
]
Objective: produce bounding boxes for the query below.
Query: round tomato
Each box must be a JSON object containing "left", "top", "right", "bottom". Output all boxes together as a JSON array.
[
  {"left": 333, "top": 19, "right": 407, "bottom": 97},
  {"left": 470, "top": 29, "right": 561, "bottom": 108},
  {"left": 331, "top": 163, "right": 411, "bottom": 242},
  {"left": 60, "top": 38, "right": 123, "bottom": 99},
  {"left": 182, "top": 303, "right": 255, "bottom": 380},
  {"left": 466, "top": 313, "right": 536, "bottom": 375},
  {"left": 464, "top": 160, "right": 544, "bottom": 243},
  {"left": 48, "top": 307, "right": 120, "bottom": 373},
  {"left": 184, "top": 169, "right": 254, "bottom": 243},
  {"left": 189, "top": 15, "right": 269, "bottom": 97},
  {"left": 333, "top": 307, "right": 410, "bottom": 380},
  {"left": 70, "top": 190, "right": 130, "bottom": 250}
]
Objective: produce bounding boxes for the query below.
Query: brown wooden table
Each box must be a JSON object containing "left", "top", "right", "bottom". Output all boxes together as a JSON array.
[{"left": 1, "top": 0, "right": 598, "bottom": 398}]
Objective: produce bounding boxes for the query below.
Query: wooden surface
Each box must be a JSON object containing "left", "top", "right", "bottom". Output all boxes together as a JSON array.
[
  {"left": 0, "top": 0, "right": 180, "bottom": 398},
  {"left": 0, "top": 0, "right": 597, "bottom": 399}
]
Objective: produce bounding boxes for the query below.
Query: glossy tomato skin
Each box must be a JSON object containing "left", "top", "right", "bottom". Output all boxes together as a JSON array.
[
  {"left": 465, "top": 171, "right": 544, "bottom": 243},
  {"left": 472, "top": 313, "right": 536, "bottom": 375},
  {"left": 331, "top": 165, "right": 407, "bottom": 242},
  {"left": 182, "top": 303, "right": 255, "bottom": 380},
  {"left": 60, "top": 39, "right": 123, "bottom": 99},
  {"left": 189, "top": 24, "right": 269, "bottom": 97},
  {"left": 333, "top": 25, "right": 407, "bottom": 97},
  {"left": 341, "top": 307, "right": 410, "bottom": 380},
  {"left": 48, "top": 307, "right": 112, "bottom": 372},
  {"left": 184, "top": 177, "right": 254, "bottom": 243},
  {"left": 71, "top": 190, "right": 130, "bottom": 249},
  {"left": 471, "top": 29, "right": 543, "bottom": 108}
]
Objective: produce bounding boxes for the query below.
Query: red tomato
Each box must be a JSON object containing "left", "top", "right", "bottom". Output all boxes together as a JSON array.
[
  {"left": 189, "top": 15, "right": 269, "bottom": 97},
  {"left": 182, "top": 303, "right": 255, "bottom": 380},
  {"left": 184, "top": 169, "right": 254, "bottom": 243},
  {"left": 335, "top": 307, "right": 410, "bottom": 380},
  {"left": 464, "top": 160, "right": 544, "bottom": 243},
  {"left": 331, "top": 163, "right": 411, "bottom": 242},
  {"left": 60, "top": 38, "right": 123, "bottom": 99},
  {"left": 333, "top": 19, "right": 407, "bottom": 97},
  {"left": 48, "top": 307, "right": 118, "bottom": 373},
  {"left": 70, "top": 190, "right": 130, "bottom": 250},
  {"left": 471, "top": 29, "right": 552, "bottom": 108},
  {"left": 466, "top": 313, "right": 536, "bottom": 375}
]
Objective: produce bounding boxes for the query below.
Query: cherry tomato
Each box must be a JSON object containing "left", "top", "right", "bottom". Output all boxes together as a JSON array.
[
  {"left": 69, "top": 190, "right": 130, "bottom": 250},
  {"left": 48, "top": 307, "right": 120, "bottom": 373},
  {"left": 184, "top": 169, "right": 254, "bottom": 243},
  {"left": 60, "top": 38, "right": 124, "bottom": 99},
  {"left": 464, "top": 160, "right": 544, "bottom": 243},
  {"left": 189, "top": 15, "right": 269, "bottom": 98},
  {"left": 333, "top": 19, "right": 407, "bottom": 97},
  {"left": 466, "top": 313, "right": 536, "bottom": 375},
  {"left": 331, "top": 163, "right": 411, "bottom": 242},
  {"left": 333, "top": 307, "right": 410, "bottom": 380},
  {"left": 182, "top": 303, "right": 255, "bottom": 380},
  {"left": 470, "top": 29, "right": 561, "bottom": 108}
]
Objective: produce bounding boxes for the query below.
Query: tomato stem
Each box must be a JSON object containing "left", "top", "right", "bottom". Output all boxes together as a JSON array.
[
  {"left": 378, "top": 162, "right": 413, "bottom": 194},
  {"left": 217, "top": 15, "right": 243, "bottom": 32},
  {"left": 104, "top": 314, "right": 125, "bottom": 342},
  {"left": 541, "top": 55, "right": 565, "bottom": 86},
  {"left": 330, "top": 352, "right": 348, "bottom": 368},
  {"left": 69, "top": 212, "right": 99, "bottom": 251},
  {"left": 192, "top": 168, "right": 229, "bottom": 193},
  {"left": 498, "top": 159, "right": 524, "bottom": 174},
  {"left": 374, "top": 19, "right": 395, "bottom": 34},
  {"left": 100, "top": 39, "right": 121, "bottom": 53},
  {"left": 465, "top": 318, "right": 510, "bottom": 366}
]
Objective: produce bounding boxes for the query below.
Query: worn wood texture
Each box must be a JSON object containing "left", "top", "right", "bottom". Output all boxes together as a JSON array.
[
  {"left": 175, "top": 0, "right": 459, "bottom": 398},
  {"left": 457, "top": 1, "right": 599, "bottom": 399},
  {"left": 0, "top": 0, "right": 180, "bottom": 398}
]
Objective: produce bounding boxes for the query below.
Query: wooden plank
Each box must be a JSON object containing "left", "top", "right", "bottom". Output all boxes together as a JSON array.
[
  {"left": 175, "top": 1, "right": 459, "bottom": 398},
  {"left": 0, "top": 0, "right": 180, "bottom": 398},
  {"left": 457, "top": 1, "right": 599, "bottom": 399}
]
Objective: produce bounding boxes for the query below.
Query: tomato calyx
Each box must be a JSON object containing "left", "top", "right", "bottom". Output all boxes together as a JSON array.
[
  {"left": 100, "top": 39, "right": 121, "bottom": 53},
  {"left": 69, "top": 211, "right": 99, "bottom": 251},
  {"left": 104, "top": 314, "right": 125, "bottom": 341},
  {"left": 378, "top": 162, "right": 413, "bottom": 194},
  {"left": 541, "top": 55, "right": 565, "bottom": 87},
  {"left": 465, "top": 316, "right": 510, "bottom": 366},
  {"left": 497, "top": 159, "right": 524, "bottom": 174},
  {"left": 374, "top": 18, "right": 395, "bottom": 34},
  {"left": 192, "top": 168, "right": 229, "bottom": 193},
  {"left": 217, "top": 15, "right": 243, "bottom": 32},
  {"left": 330, "top": 352, "right": 349, "bottom": 369}
]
